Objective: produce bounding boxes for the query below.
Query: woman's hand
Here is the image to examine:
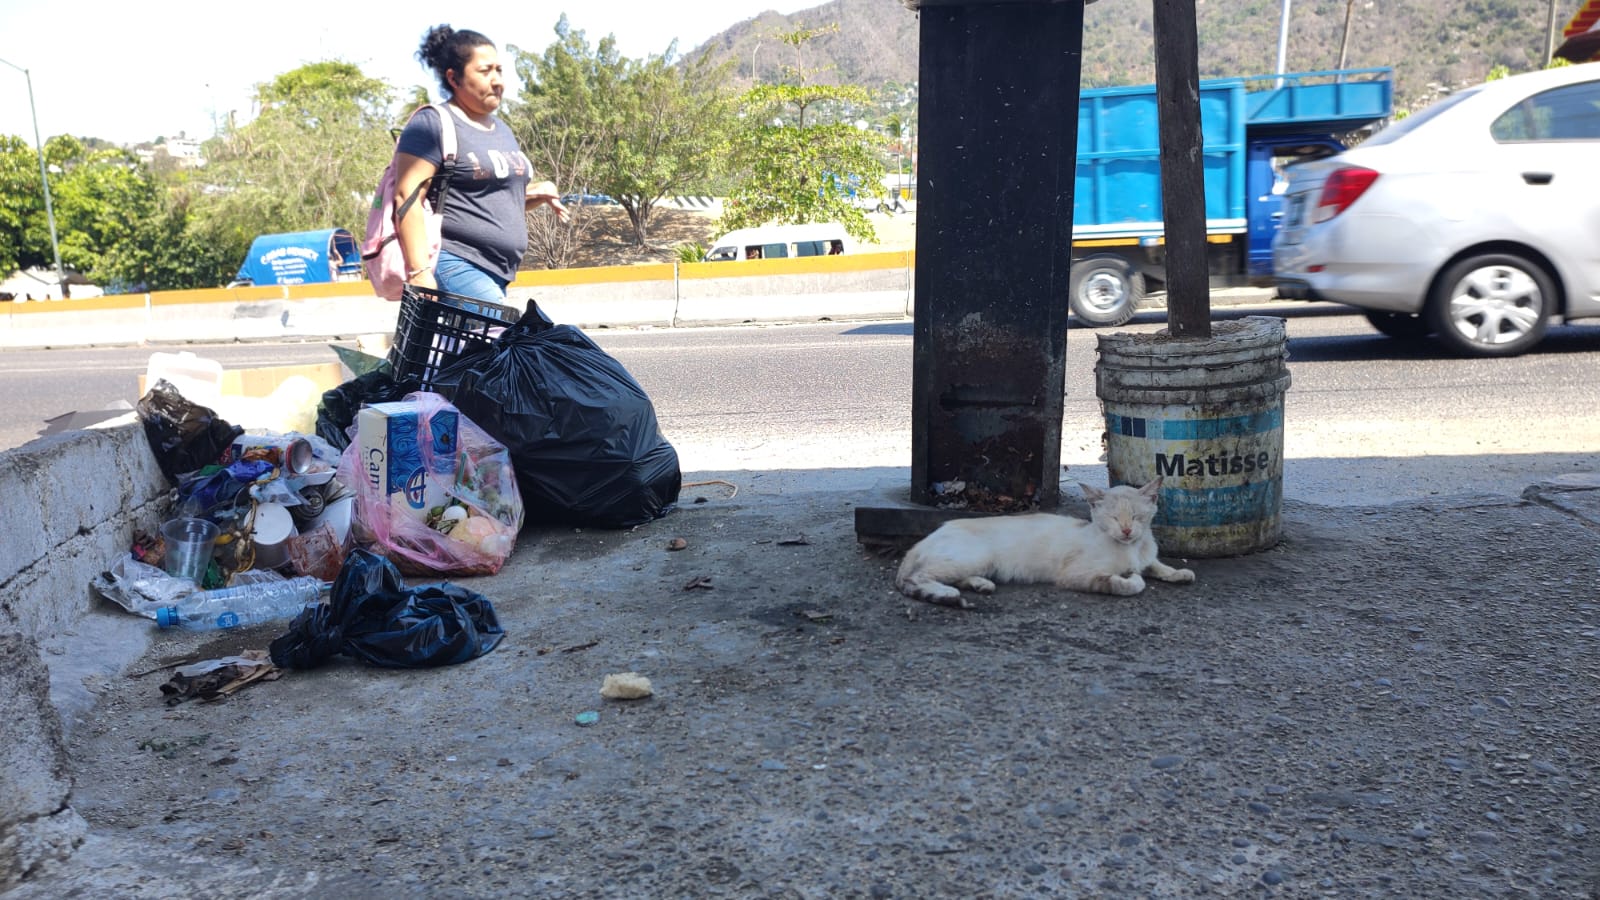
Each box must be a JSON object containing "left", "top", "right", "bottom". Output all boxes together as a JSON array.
[{"left": 526, "top": 180, "right": 570, "bottom": 223}]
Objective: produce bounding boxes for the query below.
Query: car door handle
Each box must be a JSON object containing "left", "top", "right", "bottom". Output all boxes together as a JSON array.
[{"left": 1522, "top": 172, "right": 1554, "bottom": 185}]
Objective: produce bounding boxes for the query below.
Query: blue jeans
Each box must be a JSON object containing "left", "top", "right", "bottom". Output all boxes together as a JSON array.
[{"left": 434, "top": 249, "right": 508, "bottom": 302}]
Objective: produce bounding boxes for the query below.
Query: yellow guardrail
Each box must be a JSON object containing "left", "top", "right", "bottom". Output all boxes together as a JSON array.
[{"left": 4, "top": 293, "right": 147, "bottom": 315}]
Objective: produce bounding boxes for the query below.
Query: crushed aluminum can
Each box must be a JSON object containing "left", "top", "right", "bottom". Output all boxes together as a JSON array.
[{"left": 223, "top": 435, "right": 313, "bottom": 475}]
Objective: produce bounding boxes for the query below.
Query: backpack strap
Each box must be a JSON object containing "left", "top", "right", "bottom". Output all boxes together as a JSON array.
[
  {"left": 425, "top": 102, "right": 457, "bottom": 210},
  {"left": 394, "top": 103, "right": 459, "bottom": 224}
]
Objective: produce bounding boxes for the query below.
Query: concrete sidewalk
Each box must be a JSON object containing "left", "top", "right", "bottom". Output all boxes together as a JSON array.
[{"left": 6, "top": 467, "right": 1599, "bottom": 897}]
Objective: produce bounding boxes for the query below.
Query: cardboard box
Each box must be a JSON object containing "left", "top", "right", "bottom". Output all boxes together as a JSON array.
[{"left": 357, "top": 401, "right": 460, "bottom": 522}]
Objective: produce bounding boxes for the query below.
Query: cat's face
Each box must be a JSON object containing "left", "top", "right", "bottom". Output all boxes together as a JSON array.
[{"left": 1081, "top": 479, "right": 1161, "bottom": 544}]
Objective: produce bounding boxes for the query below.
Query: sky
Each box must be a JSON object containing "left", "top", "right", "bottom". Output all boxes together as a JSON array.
[{"left": 0, "top": 1, "right": 815, "bottom": 146}]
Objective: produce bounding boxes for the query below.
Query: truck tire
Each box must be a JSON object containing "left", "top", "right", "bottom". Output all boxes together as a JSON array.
[
  {"left": 1069, "top": 256, "right": 1144, "bottom": 327},
  {"left": 1424, "top": 252, "right": 1553, "bottom": 358}
]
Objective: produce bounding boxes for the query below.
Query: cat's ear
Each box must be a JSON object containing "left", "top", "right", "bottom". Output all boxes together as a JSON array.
[
  {"left": 1079, "top": 483, "right": 1105, "bottom": 503},
  {"left": 1138, "top": 477, "right": 1163, "bottom": 499}
]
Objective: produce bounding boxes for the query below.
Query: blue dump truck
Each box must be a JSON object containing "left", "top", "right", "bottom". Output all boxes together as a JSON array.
[
  {"left": 1069, "top": 67, "right": 1393, "bottom": 325},
  {"left": 230, "top": 228, "right": 365, "bottom": 288}
]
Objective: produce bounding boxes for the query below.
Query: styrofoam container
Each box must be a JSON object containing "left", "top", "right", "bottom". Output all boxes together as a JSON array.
[
  {"left": 145, "top": 351, "right": 224, "bottom": 407},
  {"left": 251, "top": 502, "right": 299, "bottom": 570}
]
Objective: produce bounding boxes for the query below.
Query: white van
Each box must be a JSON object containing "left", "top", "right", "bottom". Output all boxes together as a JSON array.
[{"left": 704, "top": 223, "right": 848, "bottom": 262}]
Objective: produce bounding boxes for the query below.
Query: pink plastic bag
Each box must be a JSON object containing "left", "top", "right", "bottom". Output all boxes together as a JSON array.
[{"left": 340, "top": 392, "right": 523, "bottom": 577}]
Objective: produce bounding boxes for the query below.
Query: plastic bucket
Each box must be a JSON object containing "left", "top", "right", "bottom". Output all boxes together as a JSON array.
[
  {"left": 1094, "top": 316, "right": 1291, "bottom": 558},
  {"left": 161, "top": 517, "right": 220, "bottom": 584}
]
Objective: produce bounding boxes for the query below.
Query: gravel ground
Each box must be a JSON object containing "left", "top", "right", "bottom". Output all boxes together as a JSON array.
[{"left": 10, "top": 482, "right": 1600, "bottom": 898}]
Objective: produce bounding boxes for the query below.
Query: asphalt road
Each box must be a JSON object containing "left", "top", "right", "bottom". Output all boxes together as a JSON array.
[{"left": 8, "top": 300, "right": 1600, "bottom": 505}]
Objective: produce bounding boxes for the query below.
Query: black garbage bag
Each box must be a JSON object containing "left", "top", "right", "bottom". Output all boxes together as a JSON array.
[
  {"left": 136, "top": 379, "right": 243, "bottom": 485},
  {"left": 443, "top": 321, "right": 681, "bottom": 529},
  {"left": 315, "top": 370, "right": 422, "bottom": 450},
  {"left": 268, "top": 549, "right": 504, "bottom": 670}
]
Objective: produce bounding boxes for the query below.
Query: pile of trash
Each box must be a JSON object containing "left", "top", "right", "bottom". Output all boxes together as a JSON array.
[{"left": 94, "top": 300, "right": 682, "bottom": 684}]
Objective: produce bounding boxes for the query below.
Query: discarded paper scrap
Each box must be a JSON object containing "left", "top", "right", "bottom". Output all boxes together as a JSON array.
[{"left": 600, "top": 672, "right": 654, "bottom": 700}]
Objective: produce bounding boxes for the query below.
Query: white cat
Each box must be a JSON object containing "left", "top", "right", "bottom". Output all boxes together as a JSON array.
[{"left": 895, "top": 479, "right": 1195, "bottom": 607}]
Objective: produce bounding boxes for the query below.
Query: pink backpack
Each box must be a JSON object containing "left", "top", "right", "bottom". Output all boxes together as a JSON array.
[{"left": 361, "top": 104, "right": 458, "bottom": 300}]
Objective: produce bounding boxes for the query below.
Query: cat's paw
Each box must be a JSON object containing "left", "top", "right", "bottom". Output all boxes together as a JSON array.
[
  {"left": 1111, "top": 573, "right": 1146, "bottom": 596},
  {"left": 907, "top": 581, "right": 968, "bottom": 607},
  {"left": 960, "top": 576, "right": 996, "bottom": 594},
  {"left": 1165, "top": 567, "right": 1195, "bottom": 584}
]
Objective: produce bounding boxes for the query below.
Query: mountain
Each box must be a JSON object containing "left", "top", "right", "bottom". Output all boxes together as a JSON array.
[{"left": 687, "top": 0, "right": 1574, "bottom": 112}]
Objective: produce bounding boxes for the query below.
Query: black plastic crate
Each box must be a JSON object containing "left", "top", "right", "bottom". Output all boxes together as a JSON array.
[{"left": 388, "top": 285, "right": 521, "bottom": 389}]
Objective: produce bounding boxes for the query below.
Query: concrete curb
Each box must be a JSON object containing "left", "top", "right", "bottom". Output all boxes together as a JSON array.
[{"left": 0, "top": 420, "right": 167, "bottom": 886}]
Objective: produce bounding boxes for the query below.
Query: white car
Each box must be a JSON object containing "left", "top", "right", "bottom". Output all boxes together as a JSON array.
[{"left": 1274, "top": 64, "right": 1600, "bottom": 356}]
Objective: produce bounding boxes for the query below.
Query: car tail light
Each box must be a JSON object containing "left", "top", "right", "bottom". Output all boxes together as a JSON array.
[{"left": 1312, "top": 166, "right": 1380, "bottom": 223}]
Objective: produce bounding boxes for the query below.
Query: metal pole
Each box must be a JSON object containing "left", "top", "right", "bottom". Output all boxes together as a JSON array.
[
  {"left": 1275, "top": 0, "right": 1293, "bottom": 87},
  {"left": 1338, "top": 0, "right": 1355, "bottom": 71},
  {"left": 1545, "top": 0, "right": 1559, "bottom": 63},
  {"left": 1154, "top": 0, "right": 1211, "bottom": 338},
  {"left": 0, "top": 56, "right": 66, "bottom": 297}
]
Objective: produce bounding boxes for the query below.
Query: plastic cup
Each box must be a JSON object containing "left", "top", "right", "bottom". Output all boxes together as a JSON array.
[{"left": 160, "top": 517, "right": 220, "bottom": 584}]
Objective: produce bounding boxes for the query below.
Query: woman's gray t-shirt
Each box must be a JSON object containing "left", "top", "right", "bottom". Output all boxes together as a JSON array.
[{"left": 397, "top": 106, "right": 532, "bottom": 283}]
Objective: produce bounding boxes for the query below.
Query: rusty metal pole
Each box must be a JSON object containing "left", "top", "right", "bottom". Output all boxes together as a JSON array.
[
  {"left": 907, "top": 0, "right": 1085, "bottom": 512},
  {"left": 1153, "top": 0, "right": 1212, "bottom": 339}
]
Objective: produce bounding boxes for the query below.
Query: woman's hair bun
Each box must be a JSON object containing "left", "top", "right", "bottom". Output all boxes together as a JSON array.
[{"left": 417, "top": 24, "right": 455, "bottom": 70}]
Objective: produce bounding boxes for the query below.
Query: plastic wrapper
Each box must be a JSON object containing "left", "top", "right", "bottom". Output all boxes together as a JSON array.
[
  {"left": 90, "top": 554, "right": 199, "bottom": 618},
  {"left": 268, "top": 549, "right": 504, "bottom": 670},
  {"left": 136, "top": 379, "right": 244, "bottom": 484},
  {"left": 337, "top": 392, "right": 522, "bottom": 577},
  {"left": 285, "top": 523, "right": 344, "bottom": 582},
  {"left": 441, "top": 321, "right": 681, "bottom": 529}
]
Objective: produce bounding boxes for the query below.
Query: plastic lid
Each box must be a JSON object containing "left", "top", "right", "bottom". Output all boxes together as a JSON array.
[{"left": 156, "top": 606, "right": 178, "bottom": 628}]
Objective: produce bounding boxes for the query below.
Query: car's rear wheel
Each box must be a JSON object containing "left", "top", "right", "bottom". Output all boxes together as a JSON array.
[
  {"left": 1425, "top": 253, "right": 1553, "bottom": 357},
  {"left": 1069, "top": 256, "right": 1144, "bottom": 327},
  {"left": 1362, "top": 310, "right": 1432, "bottom": 340}
]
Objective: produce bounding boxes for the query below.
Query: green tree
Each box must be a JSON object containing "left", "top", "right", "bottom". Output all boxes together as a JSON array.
[
  {"left": 508, "top": 18, "right": 735, "bottom": 264},
  {"left": 47, "top": 139, "right": 157, "bottom": 280},
  {"left": 195, "top": 61, "right": 395, "bottom": 268},
  {"left": 97, "top": 176, "right": 237, "bottom": 291},
  {"left": 506, "top": 18, "right": 623, "bottom": 269},
  {"left": 598, "top": 46, "right": 736, "bottom": 247},
  {"left": 0, "top": 135, "right": 40, "bottom": 276},
  {"left": 0, "top": 134, "right": 171, "bottom": 286},
  {"left": 719, "top": 24, "right": 886, "bottom": 242}
]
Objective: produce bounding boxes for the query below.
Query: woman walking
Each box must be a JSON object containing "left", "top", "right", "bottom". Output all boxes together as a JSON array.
[{"left": 393, "top": 24, "right": 566, "bottom": 301}]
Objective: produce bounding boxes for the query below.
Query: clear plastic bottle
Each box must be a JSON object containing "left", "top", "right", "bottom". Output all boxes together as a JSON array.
[{"left": 156, "top": 576, "right": 327, "bottom": 630}]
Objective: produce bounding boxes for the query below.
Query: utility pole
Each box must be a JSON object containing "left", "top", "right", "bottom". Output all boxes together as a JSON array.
[
  {"left": 1275, "top": 0, "right": 1293, "bottom": 87},
  {"left": 1545, "top": 0, "right": 1560, "bottom": 63},
  {"left": 0, "top": 56, "right": 66, "bottom": 297},
  {"left": 1338, "top": 0, "right": 1356, "bottom": 70}
]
